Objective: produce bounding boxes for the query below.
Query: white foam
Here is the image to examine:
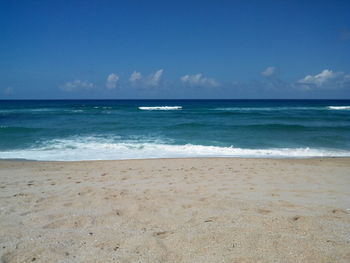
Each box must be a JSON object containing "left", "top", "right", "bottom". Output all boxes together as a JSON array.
[
  {"left": 93, "top": 106, "right": 112, "bottom": 109},
  {"left": 139, "top": 106, "right": 182, "bottom": 110},
  {"left": 327, "top": 106, "right": 350, "bottom": 110},
  {"left": 1, "top": 137, "right": 349, "bottom": 161},
  {"left": 214, "top": 107, "right": 325, "bottom": 111},
  {"left": 215, "top": 106, "right": 350, "bottom": 111}
]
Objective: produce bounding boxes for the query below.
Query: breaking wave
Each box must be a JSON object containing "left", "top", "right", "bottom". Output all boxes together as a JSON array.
[
  {"left": 327, "top": 106, "right": 350, "bottom": 110},
  {"left": 139, "top": 106, "right": 182, "bottom": 110},
  {"left": 1, "top": 137, "right": 349, "bottom": 161},
  {"left": 214, "top": 106, "right": 350, "bottom": 111}
]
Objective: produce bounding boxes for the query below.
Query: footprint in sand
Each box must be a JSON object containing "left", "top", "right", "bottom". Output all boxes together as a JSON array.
[
  {"left": 292, "top": 216, "right": 301, "bottom": 221},
  {"left": 204, "top": 216, "right": 219, "bottom": 222},
  {"left": 153, "top": 231, "right": 174, "bottom": 239},
  {"left": 331, "top": 209, "right": 347, "bottom": 214},
  {"left": 257, "top": 208, "right": 271, "bottom": 215}
]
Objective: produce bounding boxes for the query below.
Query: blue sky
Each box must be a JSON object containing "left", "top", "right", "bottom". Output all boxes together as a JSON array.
[{"left": 1, "top": 0, "right": 350, "bottom": 99}]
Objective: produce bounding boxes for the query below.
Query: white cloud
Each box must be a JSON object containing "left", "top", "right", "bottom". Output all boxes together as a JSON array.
[
  {"left": 60, "top": 79, "right": 94, "bottom": 92},
  {"left": 180, "top": 73, "right": 219, "bottom": 87},
  {"left": 129, "top": 69, "right": 163, "bottom": 87},
  {"left": 297, "top": 69, "right": 345, "bottom": 89},
  {"left": 129, "top": 71, "right": 142, "bottom": 84},
  {"left": 261, "top": 66, "right": 276, "bottom": 76},
  {"left": 106, "top": 73, "right": 119, "bottom": 90},
  {"left": 147, "top": 69, "right": 163, "bottom": 86},
  {"left": 3, "top": 87, "right": 14, "bottom": 95}
]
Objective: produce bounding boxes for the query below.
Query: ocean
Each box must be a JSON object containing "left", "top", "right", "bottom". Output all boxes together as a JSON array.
[{"left": 1, "top": 99, "right": 350, "bottom": 161}]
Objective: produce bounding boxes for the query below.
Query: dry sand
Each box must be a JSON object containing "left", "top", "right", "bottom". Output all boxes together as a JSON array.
[{"left": 0, "top": 158, "right": 350, "bottom": 263}]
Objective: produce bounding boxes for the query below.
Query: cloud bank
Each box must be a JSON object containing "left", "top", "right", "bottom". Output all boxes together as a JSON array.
[{"left": 55, "top": 67, "right": 349, "bottom": 99}]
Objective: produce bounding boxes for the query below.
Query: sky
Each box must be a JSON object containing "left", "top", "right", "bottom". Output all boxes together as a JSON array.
[{"left": 1, "top": 0, "right": 350, "bottom": 99}]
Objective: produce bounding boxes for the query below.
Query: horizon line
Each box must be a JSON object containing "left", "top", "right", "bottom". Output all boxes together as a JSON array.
[{"left": 1, "top": 98, "right": 350, "bottom": 101}]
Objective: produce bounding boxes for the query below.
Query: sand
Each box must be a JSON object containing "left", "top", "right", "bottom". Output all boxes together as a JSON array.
[{"left": 0, "top": 158, "right": 349, "bottom": 263}]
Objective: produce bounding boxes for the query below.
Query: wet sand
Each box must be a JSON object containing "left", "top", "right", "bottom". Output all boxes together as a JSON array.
[{"left": 0, "top": 158, "right": 350, "bottom": 262}]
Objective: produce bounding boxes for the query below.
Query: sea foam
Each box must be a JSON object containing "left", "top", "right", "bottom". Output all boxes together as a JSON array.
[
  {"left": 139, "top": 106, "right": 182, "bottom": 110},
  {"left": 327, "top": 106, "right": 350, "bottom": 110},
  {"left": 1, "top": 137, "right": 349, "bottom": 161},
  {"left": 214, "top": 107, "right": 327, "bottom": 111}
]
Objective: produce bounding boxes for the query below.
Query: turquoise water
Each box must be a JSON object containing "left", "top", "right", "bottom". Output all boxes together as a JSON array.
[{"left": 1, "top": 100, "right": 350, "bottom": 160}]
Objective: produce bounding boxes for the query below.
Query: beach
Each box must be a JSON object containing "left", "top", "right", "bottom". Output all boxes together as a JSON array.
[
  {"left": 3, "top": 0, "right": 350, "bottom": 261},
  {"left": 0, "top": 158, "right": 349, "bottom": 262}
]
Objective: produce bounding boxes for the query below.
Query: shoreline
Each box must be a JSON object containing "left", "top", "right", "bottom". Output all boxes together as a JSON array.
[
  {"left": 1, "top": 156, "right": 350, "bottom": 163},
  {"left": 1, "top": 157, "right": 349, "bottom": 262}
]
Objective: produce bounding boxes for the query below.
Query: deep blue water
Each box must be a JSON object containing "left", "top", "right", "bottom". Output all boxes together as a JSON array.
[{"left": 1, "top": 100, "right": 350, "bottom": 160}]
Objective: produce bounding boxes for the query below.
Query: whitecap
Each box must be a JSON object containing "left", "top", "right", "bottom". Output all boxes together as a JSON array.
[
  {"left": 138, "top": 106, "right": 182, "bottom": 110},
  {"left": 327, "top": 106, "right": 350, "bottom": 110},
  {"left": 213, "top": 107, "right": 325, "bottom": 111},
  {"left": 1, "top": 137, "right": 349, "bottom": 161}
]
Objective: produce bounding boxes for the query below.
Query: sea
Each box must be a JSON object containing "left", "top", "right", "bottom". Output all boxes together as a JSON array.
[{"left": 1, "top": 99, "right": 350, "bottom": 161}]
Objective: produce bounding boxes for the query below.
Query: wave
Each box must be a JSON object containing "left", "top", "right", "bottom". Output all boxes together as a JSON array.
[
  {"left": 233, "top": 123, "right": 350, "bottom": 130},
  {"left": 139, "top": 106, "right": 182, "bottom": 110},
  {"left": 214, "top": 106, "right": 350, "bottom": 111},
  {"left": 213, "top": 107, "right": 323, "bottom": 111},
  {"left": 327, "top": 106, "right": 350, "bottom": 110},
  {"left": 1, "top": 138, "right": 349, "bottom": 161},
  {"left": 0, "top": 108, "right": 76, "bottom": 115},
  {"left": 0, "top": 108, "right": 53, "bottom": 113},
  {"left": 92, "top": 106, "right": 113, "bottom": 109},
  {"left": 0, "top": 126, "right": 45, "bottom": 132}
]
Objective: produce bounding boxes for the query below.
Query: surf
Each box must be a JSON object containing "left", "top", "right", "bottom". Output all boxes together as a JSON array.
[
  {"left": 1, "top": 137, "right": 350, "bottom": 161},
  {"left": 138, "top": 106, "right": 182, "bottom": 110}
]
